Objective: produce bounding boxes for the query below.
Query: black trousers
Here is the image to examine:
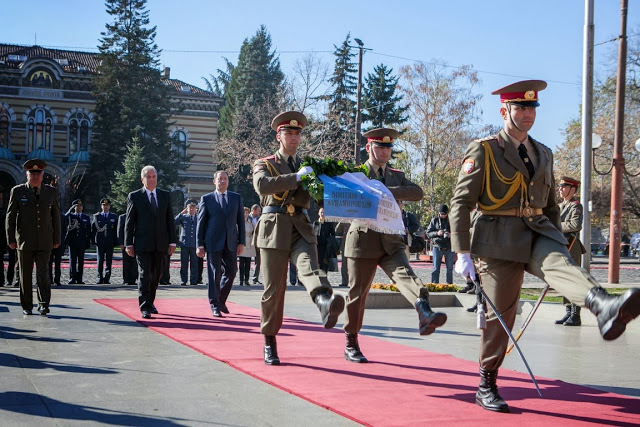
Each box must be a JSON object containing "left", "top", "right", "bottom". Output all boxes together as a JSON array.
[
  {"left": 206, "top": 247, "right": 237, "bottom": 310},
  {"left": 136, "top": 250, "right": 166, "bottom": 312},
  {"left": 121, "top": 248, "right": 138, "bottom": 284},
  {"left": 49, "top": 245, "right": 64, "bottom": 284},
  {"left": 7, "top": 248, "right": 18, "bottom": 285},
  {"left": 18, "top": 249, "right": 51, "bottom": 310},
  {"left": 97, "top": 245, "right": 114, "bottom": 282},
  {"left": 238, "top": 257, "right": 251, "bottom": 284},
  {"left": 69, "top": 246, "right": 85, "bottom": 282}
]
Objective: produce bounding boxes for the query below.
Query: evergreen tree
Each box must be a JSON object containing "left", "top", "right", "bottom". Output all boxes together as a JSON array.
[
  {"left": 110, "top": 140, "right": 147, "bottom": 213},
  {"left": 91, "top": 0, "right": 183, "bottom": 200},
  {"left": 324, "top": 34, "right": 357, "bottom": 146},
  {"left": 218, "top": 25, "right": 284, "bottom": 137},
  {"left": 362, "top": 64, "right": 408, "bottom": 130}
]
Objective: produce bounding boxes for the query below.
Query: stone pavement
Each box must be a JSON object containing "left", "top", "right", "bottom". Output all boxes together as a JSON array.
[{"left": 0, "top": 255, "right": 638, "bottom": 425}]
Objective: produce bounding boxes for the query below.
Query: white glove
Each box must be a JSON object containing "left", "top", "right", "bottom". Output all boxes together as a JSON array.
[
  {"left": 454, "top": 253, "right": 476, "bottom": 280},
  {"left": 296, "top": 166, "right": 314, "bottom": 182}
]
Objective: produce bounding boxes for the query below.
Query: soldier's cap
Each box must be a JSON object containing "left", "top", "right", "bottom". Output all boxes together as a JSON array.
[
  {"left": 72, "top": 199, "right": 83, "bottom": 206},
  {"left": 100, "top": 198, "right": 111, "bottom": 205},
  {"left": 271, "top": 111, "right": 307, "bottom": 132},
  {"left": 23, "top": 159, "right": 47, "bottom": 172},
  {"left": 558, "top": 176, "right": 580, "bottom": 188},
  {"left": 185, "top": 199, "right": 198, "bottom": 207},
  {"left": 363, "top": 128, "right": 400, "bottom": 147},
  {"left": 491, "top": 80, "right": 547, "bottom": 107}
]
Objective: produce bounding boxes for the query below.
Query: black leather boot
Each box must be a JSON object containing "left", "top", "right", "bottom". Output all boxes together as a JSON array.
[
  {"left": 264, "top": 335, "right": 280, "bottom": 365},
  {"left": 563, "top": 304, "right": 581, "bottom": 326},
  {"left": 585, "top": 287, "right": 640, "bottom": 340},
  {"left": 314, "top": 290, "right": 345, "bottom": 329},
  {"left": 555, "top": 305, "right": 571, "bottom": 324},
  {"left": 344, "top": 332, "right": 368, "bottom": 363},
  {"left": 476, "top": 368, "right": 509, "bottom": 413},
  {"left": 414, "top": 288, "right": 447, "bottom": 335},
  {"left": 458, "top": 281, "right": 474, "bottom": 293},
  {"left": 466, "top": 303, "right": 477, "bottom": 313},
  {"left": 466, "top": 283, "right": 477, "bottom": 294}
]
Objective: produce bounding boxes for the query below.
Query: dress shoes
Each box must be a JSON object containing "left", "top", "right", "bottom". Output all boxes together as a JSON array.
[
  {"left": 220, "top": 304, "right": 230, "bottom": 314},
  {"left": 253, "top": 279, "right": 262, "bottom": 285},
  {"left": 54, "top": 282, "right": 61, "bottom": 286},
  {"left": 415, "top": 288, "right": 447, "bottom": 335},
  {"left": 314, "top": 291, "right": 345, "bottom": 329},
  {"left": 38, "top": 306, "right": 50, "bottom": 315},
  {"left": 181, "top": 282, "right": 187, "bottom": 286},
  {"left": 22, "top": 309, "right": 33, "bottom": 315},
  {"left": 68, "top": 279, "right": 77, "bottom": 284},
  {"left": 151, "top": 305, "right": 159, "bottom": 315},
  {"left": 264, "top": 335, "right": 280, "bottom": 365},
  {"left": 97, "top": 279, "right": 104, "bottom": 284},
  {"left": 141, "top": 310, "right": 152, "bottom": 319},
  {"left": 585, "top": 287, "right": 640, "bottom": 340},
  {"left": 103, "top": 280, "right": 111, "bottom": 285},
  {"left": 77, "top": 281, "right": 85, "bottom": 285},
  {"left": 212, "top": 308, "right": 223, "bottom": 318},
  {"left": 127, "top": 282, "right": 136, "bottom": 286},
  {"left": 476, "top": 368, "right": 509, "bottom": 413},
  {"left": 189, "top": 282, "right": 197, "bottom": 286},
  {"left": 344, "top": 332, "right": 368, "bottom": 363}
]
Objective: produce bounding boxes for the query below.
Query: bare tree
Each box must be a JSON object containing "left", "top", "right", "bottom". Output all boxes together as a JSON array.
[{"left": 286, "top": 52, "right": 330, "bottom": 113}]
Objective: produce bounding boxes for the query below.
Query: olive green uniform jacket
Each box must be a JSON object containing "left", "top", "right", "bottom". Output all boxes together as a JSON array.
[
  {"left": 560, "top": 197, "right": 587, "bottom": 264},
  {"left": 6, "top": 183, "right": 61, "bottom": 250}
]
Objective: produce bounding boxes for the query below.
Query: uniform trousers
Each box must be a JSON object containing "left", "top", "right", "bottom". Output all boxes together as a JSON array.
[
  {"left": 180, "top": 246, "right": 198, "bottom": 284},
  {"left": 260, "top": 227, "right": 332, "bottom": 335},
  {"left": 18, "top": 249, "right": 51, "bottom": 310},
  {"left": 49, "top": 245, "right": 64, "bottom": 284},
  {"left": 97, "top": 246, "right": 114, "bottom": 282},
  {"left": 478, "top": 235, "right": 598, "bottom": 372},
  {"left": 345, "top": 249, "right": 423, "bottom": 334},
  {"left": 7, "top": 248, "right": 18, "bottom": 285},
  {"left": 121, "top": 248, "right": 138, "bottom": 284},
  {"left": 69, "top": 246, "right": 86, "bottom": 282},
  {"left": 136, "top": 250, "right": 166, "bottom": 312}
]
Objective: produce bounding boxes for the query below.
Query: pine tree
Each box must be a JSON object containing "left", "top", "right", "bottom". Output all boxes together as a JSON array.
[
  {"left": 362, "top": 64, "right": 408, "bottom": 130},
  {"left": 218, "top": 25, "right": 284, "bottom": 138},
  {"left": 91, "top": 0, "right": 182, "bottom": 200},
  {"left": 110, "top": 141, "right": 147, "bottom": 213}
]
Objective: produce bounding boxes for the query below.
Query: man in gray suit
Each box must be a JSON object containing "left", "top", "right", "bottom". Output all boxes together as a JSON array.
[
  {"left": 6, "top": 159, "right": 61, "bottom": 315},
  {"left": 197, "top": 171, "right": 245, "bottom": 317},
  {"left": 125, "top": 165, "right": 177, "bottom": 319}
]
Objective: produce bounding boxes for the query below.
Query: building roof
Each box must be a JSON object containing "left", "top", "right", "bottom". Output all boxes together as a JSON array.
[{"left": 0, "top": 43, "right": 217, "bottom": 99}]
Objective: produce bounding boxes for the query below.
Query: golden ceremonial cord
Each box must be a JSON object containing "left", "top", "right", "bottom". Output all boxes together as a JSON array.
[
  {"left": 478, "top": 141, "right": 528, "bottom": 211},
  {"left": 264, "top": 160, "right": 290, "bottom": 202}
]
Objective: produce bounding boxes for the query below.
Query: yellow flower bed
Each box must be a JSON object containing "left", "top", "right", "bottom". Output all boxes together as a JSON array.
[{"left": 371, "top": 283, "right": 458, "bottom": 292}]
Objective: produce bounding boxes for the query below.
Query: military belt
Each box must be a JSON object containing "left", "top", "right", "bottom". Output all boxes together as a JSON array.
[
  {"left": 480, "top": 207, "right": 543, "bottom": 218},
  {"left": 262, "top": 205, "right": 308, "bottom": 216}
]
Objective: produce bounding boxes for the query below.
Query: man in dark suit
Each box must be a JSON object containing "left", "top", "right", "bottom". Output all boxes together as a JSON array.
[
  {"left": 118, "top": 213, "right": 137, "bottom": 286},
  {"left": 197, "top": 171, "right": 245, "bottom": 317},
  {"left": 92, "top": 198, "right": 119, "bottom": 284},
  {"left": 6, "top": 159, "right": 61, "bottom": 315},
  {"left": 64, "top": 199, "right": 91, "bottom": 284},
  {"left": 125, "top": 165, "right": 177, "bottom": 319}
]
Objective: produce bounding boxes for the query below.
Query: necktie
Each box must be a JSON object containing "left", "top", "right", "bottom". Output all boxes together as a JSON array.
[
  {"left": 288, "top": 156, "right": 296, "bottom": 172},
  {"left": 378, "top": 167, "right": 385, "bottom": 183},
  {"left": 517, "top": 143, "right": 536, "bottom": 178},
  {"left": 221, "top": 193, "right": 227, "bottom": 211},
  {"left": 150, "top": 192, "right": 157, "bottom": 215}
]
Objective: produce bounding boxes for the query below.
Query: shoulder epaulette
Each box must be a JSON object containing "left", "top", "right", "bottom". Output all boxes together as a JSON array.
[
  {"left": 473, "top": 135, "right": 498, "bottom": 143},
  {"left": 388, "top": 167, "right": 402, "bottom": 172},
  {"left": 258, "top": 155, "right": 276, "bottom": 161}
]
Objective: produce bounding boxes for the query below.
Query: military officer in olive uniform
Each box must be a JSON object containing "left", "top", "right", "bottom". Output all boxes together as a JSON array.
[
  {"left": 92, "top": 198, "right": 119, "bottom": 284},
  {"left": 450, "top": 80, "right": 640, "bottom": 413},
  {"left": 175, "top": 199, "right": 199, "bottom": 286},
  {"left": 342, "top": 128, "right": 447, "bottom": 364},
  {"left": 555, "top": 176, "right": 587, "bottom": 326},
  {"left": 252, "top": 111, "right": 345, "bottom": 366},
  {"left": 6, "top": 159, "right": 61, "bottom": 315},
  {"left": 65, "top": 199, "right": 91, "bottom": 284}
]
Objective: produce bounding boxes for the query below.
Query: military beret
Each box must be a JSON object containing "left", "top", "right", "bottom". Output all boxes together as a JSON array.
[
  {"left": 492, "top": 80, "right": 547, "bottom": 107},
  {"left": 363, "top": 128, "right": 400, "bottom": 147},
  {"left": 23, "top": 159, "right": 47, "bottom": 171},
  {"left": 185, "top": 199, "right": 198, "bottom": 207},
  {"left": 558, "top": 176, "right": 580, "bottom": 187},
  {"left": 271, "top": 111, "right": 307, "bottom": 132},
  {"left": 100, "top": 198, "right": 111, "bottom": 205},
  {"left": 72, "top": 199, "right": 83, "bottom": 206}
]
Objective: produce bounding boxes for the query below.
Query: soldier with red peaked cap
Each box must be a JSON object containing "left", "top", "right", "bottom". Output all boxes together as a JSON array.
[
  {"left": 252, "top": 111, "right": 345, "bottom": 366},
  {"left": 449, "top": 80, "right": 640, "bottom": 413},
  {"left": 342, "top": 127, "right": 447, "bottom": 364}
]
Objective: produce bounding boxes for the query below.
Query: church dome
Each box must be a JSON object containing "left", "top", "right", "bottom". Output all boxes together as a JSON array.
[
  {"left": 27, "top": 148, "right": 55, "bottom": 161},
  {"left": 67, "top": 150, "right": 90, "bottom": 163},
  {"left": 0, "top": 147, "right": 16, "bottom": 160}
]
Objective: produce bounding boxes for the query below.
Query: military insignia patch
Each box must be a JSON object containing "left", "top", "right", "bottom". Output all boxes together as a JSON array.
[
  {"left": 463, "top": 158, "right": 475, "bottom": 174},
  {"left": 253, "top": 164, "right": 266, "bottom": 173}
]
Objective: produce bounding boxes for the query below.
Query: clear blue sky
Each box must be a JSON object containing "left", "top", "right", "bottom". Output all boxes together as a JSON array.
[{"left": 2, "top": 0, "right": 638, "bottom": 149}]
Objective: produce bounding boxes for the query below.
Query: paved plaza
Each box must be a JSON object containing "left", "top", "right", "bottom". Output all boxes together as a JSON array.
[{"left": 0, "top": 255, "right": 638, "bottom": 425}]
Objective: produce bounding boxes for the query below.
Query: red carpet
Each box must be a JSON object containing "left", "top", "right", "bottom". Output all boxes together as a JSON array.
[{"left": 95, "top": 298, "right": 640, "bottom": 426}]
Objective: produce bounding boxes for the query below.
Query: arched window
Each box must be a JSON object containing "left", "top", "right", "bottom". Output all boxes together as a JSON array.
[
  {"left": 0, "top": 108, "right": 10, "bottom": 148},
  {"left": 27, "top": 108, "right": 53, "bottom": 152},
  {"left": 172, "top": 130, "right": 188, "bottom": 161},
  {"left": 67, "top": 111, "right": 91, "bottom": 153}
]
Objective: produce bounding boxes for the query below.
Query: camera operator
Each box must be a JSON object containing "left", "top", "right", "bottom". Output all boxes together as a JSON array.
[{"left": 426, "top": 204, "right": 454, "bottom": 284}]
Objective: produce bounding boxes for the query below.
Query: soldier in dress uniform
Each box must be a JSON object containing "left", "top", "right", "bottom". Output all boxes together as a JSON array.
[
  {"left": 175, "top": 198, "right": 199, "bottom": 286},
  {"left": 118, "top": 212, "right": 138, "bottom": 286},
  {"left": 92, "top": 198, "right": 119, "bottom": 284},
  {"left": 450, "top": 80, "right": 640, "bottom": 413},
  {"left": 555, "top": 176, "right": 587, "bottom": 326},
  {"left": 64, "top": 199, "right": 91, "bottom": 284},
  {"left": 6, "top": 159, "right": 61, "bottom": 315},
  {"left": 252, "top": 111, "right": 345, "bottom": 365},
  {"left": 342, "top": 128, "right": 447, "bottom": 364}
]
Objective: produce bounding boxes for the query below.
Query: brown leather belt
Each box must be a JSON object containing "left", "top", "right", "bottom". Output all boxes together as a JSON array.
[{"left": 480, "top": 207, "right": 543, "bottom": 218}]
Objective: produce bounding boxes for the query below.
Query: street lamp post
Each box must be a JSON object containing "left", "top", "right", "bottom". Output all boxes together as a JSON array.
[{"left": 354, "top": 38, "right": 364, "bottom": 165}]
